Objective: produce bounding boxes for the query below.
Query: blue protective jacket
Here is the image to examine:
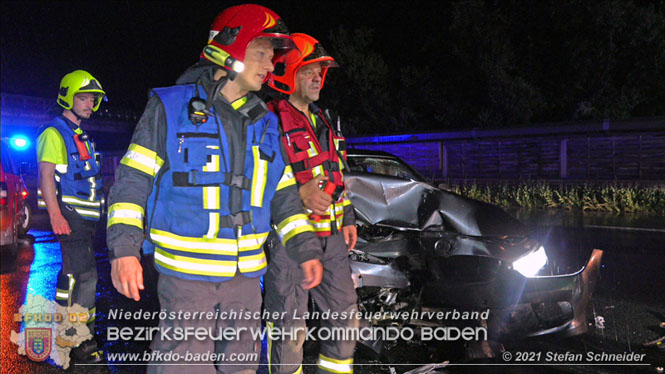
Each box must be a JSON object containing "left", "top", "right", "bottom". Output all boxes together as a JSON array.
[
  {"left": 37, "top": 117, "right": 103, "bottom": 221},
  {"left": 142, "top": 84, "right": 290, "bottom": 282}
]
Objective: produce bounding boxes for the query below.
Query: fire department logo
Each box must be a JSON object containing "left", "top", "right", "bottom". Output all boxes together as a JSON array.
[{"left": 25, "top": 328, "right": 52, "bottom": 362}]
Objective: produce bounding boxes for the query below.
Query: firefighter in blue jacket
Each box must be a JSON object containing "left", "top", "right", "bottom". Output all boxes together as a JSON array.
[
  {"left": 106, "top": 4, "right": 323, "bottom": 373},
  {"left": 37, "top": 69, "right": 106, "bottom": 363}
]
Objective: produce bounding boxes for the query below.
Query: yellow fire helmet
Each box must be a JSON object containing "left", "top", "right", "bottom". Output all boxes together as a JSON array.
[{"left": 57, "top": 70, "right": 106, "bottom": 111}]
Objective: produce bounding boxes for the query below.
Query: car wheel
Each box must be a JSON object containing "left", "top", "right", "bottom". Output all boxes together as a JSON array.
[
  {"left": 2, "top": 243, "right": 18, "bottom": 258},
  {"left": 18, "top": 203, "right": 31, "bottom": 236}
]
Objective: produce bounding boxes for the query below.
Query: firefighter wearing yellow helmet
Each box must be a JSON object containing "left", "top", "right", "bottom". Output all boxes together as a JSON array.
[
  {"left": 36, "top": 69, "right": 106, "bottom": 364},
  {"left": 57, "top": 70, "right": 106, "bottom": 114}
]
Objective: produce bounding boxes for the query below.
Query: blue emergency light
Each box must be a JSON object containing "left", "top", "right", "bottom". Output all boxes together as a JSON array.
[{"left": 9, "top": 135, "right": 31, "bottom": 151}]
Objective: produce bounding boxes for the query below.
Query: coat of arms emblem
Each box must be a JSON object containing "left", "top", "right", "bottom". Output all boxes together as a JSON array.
[{"left": 25, "top": 328, "right": 52, "bottom": 361}]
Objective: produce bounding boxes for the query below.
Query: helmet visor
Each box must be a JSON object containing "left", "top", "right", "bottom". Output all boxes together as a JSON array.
[
  {"left": 303, "top": 43, "right": 332, "bottom": 62},
  {"left": 263, "top": 36, "right": 297, "bottom": 61},
  {"left": 76, "top": 79, "right": 106, "bottom": 111},
  {"left": 264, "top": 18, "right": 289, "bottom": 35},
  {"left": 296, "top": 43, "right": 339, "bottom": 68},
  {"left": 79, "top": 79, "right": 103, "bottom": 92},
  {"left": 259, "top": 20, "right": 297, "bottom": 60}
]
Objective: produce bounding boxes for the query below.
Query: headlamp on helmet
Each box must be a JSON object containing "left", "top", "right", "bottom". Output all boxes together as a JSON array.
[
  {"left": 57, "top": 70, "right": 106, "bottom": 112},
  {"left": 203, "top": 44, "right": 245, "bottom": 74},
  {"left": 268, "top": 33, "right": 338, "bottom": 95}
]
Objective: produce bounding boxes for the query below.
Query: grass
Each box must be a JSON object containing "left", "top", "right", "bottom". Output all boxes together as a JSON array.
[{"left": 446, "top": 181, "right": 665, "bottom": 214}]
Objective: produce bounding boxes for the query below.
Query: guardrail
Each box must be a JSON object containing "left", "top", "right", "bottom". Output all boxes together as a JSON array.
[
  {"left": 348, "top": 117, "right": 665, "bottom": 183},
  {"left": 0, "top": 93, "right": 138, "bottom": 130}
]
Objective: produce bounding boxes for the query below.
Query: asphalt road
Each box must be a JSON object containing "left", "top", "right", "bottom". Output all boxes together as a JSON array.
[{"left": 1, "top": 210, "right": 664, "bottom": 374}]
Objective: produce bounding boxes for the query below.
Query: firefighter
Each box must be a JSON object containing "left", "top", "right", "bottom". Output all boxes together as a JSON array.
[
  {"left": 37, "top": 70, "right": 106, "bottom": 363},
  {"left": 266, "top": 33, "right": 359, "bottom": 374},
  {"left": 106, "top": 5, "right": 323, "bottom": 374}
]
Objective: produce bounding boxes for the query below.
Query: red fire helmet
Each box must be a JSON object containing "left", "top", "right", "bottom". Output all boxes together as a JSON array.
[
  {"left": 268, "top": 33, "right": 338, "bottom": 95},
  {"left": 201, "top": 4, "right": 296, "bottom": 76}
]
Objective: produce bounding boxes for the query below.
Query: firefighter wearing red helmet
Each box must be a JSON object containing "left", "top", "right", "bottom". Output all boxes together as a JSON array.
[
  {"left": 107, "top": 5, "right": 323, "bottom": 373},
  {"left": 266, "top": 33, "right": 359, "bottom": 374}
]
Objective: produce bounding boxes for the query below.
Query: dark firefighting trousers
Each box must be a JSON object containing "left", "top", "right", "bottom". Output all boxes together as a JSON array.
[
  {"left": 55, "top": 205, "right": 97, "bottom": 334},
  {"left": 264, "top": 232, "right": 359, "bottom": 374},
  {"left": 148, "top": 273, "right": 262, "bottom": 374}
]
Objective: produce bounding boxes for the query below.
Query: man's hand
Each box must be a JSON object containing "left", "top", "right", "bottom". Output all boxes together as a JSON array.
[
  {"left": 50, "top": 213, "right": 71, "bottom": 235},
  {"left": 111, "top": 256, "right": 144, "bottom": 301},
  {"left": 342, "top": 225, "right": 357, "bottom": 251},
  {"left": 299, "top": 175, "right": 332, "bottom": 215},
  {"left": 300, "top": 259, "right": 323, "bottom": 290}
]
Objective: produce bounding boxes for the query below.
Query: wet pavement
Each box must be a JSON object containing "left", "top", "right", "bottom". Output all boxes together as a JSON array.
[{"left": 1, "top": 210, "right": 664, "bottom": 374}]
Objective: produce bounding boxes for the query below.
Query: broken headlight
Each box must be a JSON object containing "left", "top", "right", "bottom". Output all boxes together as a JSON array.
[{"left": 512, "top": 246, "right": 548, "bottom": 277}]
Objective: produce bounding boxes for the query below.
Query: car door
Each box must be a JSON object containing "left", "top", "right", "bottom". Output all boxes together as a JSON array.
[{"left": 1, "top": 144, "right": 19, "bottom": 246}]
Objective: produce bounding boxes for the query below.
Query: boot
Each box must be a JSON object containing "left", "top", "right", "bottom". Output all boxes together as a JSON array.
[{"left": 71, "top": 338, "right": 104, "bottom": 364}]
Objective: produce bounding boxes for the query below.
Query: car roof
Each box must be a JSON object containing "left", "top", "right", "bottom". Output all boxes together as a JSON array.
[
  {"left": 346, "top": 149, "right": 398, "bottom": 158},
  {"left": 345, "top": 148, "right": 429, "bottom": 182}
]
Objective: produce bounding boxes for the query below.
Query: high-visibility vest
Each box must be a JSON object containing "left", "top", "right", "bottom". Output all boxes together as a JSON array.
[
  {"left": 140, "top": 85, "right": 295, "bottom": 282},
  {"left": 269, "top": 100, "right": 350, "bottom": 236},
  {"left": 37, "top": 117, "right": 103, "bottom": 221}
]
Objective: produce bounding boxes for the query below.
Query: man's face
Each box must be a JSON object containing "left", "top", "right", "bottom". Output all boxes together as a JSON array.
[
  {"left": 235, "top": 38, "right": 275, "bottom": 93},
  {"left": 292, "top": 63, "right": 323, "bottom": 104},
  {"left": 71, "top": 92, "right": 97, "bottom": 119}
]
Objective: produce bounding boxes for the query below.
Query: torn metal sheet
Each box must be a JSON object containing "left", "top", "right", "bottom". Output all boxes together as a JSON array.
[
  {"left": 345, "top": 173, "right": 525, "bottom": 237},
  {"left": 402, "top": 362, "right": 449, "bottom": 374}
]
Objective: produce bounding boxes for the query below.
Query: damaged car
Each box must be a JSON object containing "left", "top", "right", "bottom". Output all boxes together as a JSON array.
[{"left": 343, "top": 149, "right": 603, "bottom": 353}]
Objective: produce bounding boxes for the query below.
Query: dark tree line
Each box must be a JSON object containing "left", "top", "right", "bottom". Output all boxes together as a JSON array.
[
  {"left": 1, "top": 0, "right": 662, "bottom": 134},
  {"left": 319, "top": 0, "right": 665, "bottom": 135}
]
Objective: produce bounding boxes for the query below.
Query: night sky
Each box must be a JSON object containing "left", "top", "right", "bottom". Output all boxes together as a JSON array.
[
  {"left": 1, "top": 0, "right": 419, "bottom": 111},
  {"left": 3, "top": 1, "right": 664, "bottom": 131}
]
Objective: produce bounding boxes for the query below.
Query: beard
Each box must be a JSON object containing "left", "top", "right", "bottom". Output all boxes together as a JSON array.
[{"left": 73, "top": 108, "right": 92, "bottom": 119}]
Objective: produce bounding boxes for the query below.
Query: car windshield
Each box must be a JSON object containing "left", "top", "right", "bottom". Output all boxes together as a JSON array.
[{"left": 347, "top": 156, "right": 425, "bottom": 182}]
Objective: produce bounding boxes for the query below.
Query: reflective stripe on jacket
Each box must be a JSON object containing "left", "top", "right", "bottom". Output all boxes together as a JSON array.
[
  {"left": 138, "top": 84, "right": 295, "bottom": 282},
  {"left": 269, "top": 99, "right": 350, "bottom": 237},
  {"left": 37, "top": 117, "right": 103, "bottom": 221}
]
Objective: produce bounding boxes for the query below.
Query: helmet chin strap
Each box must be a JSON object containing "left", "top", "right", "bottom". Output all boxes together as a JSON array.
[
  {"left": 226, "top": 68, "right": 238, "bottom": 81},
  {"left": 71, "top": 107, "right": 88, "bottom": 122}
]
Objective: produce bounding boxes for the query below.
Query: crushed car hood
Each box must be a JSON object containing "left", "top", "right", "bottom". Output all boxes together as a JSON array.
[
  {"left": 346, "top": 173, "right": 534, "bottom": 260},
  {"left": 345, "top": 173, "right": 526, "bottom": 236}
]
